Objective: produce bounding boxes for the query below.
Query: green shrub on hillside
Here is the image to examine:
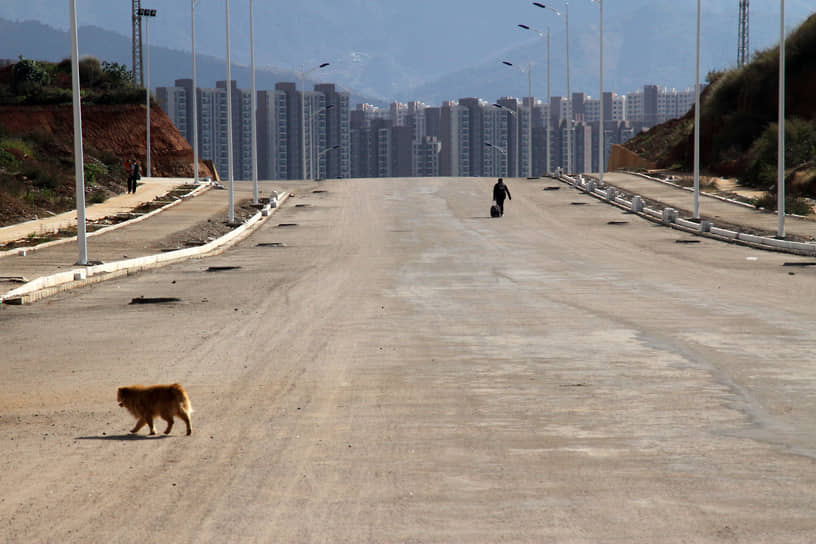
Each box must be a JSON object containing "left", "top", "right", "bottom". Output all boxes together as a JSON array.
[
  {"left": 0, "top": 148, "right": 17, "bottom": 170},
  {"left": 752, "top": 193, "right": 813, "bottom": 216},
  {"left": 11, "top": 57, "right": 50, "bottom": 95},
  {"left": 742, "top": 118, "right": 816, "bottom": 188},
  {"left": 1, "top": 138, "right": 34, "bottom": 158},
  {"left": 21, "top": 161, "right": 60, "bottom": 190},
  {"left": 2, "top": 57, "right": 142, "bottom": 105}
]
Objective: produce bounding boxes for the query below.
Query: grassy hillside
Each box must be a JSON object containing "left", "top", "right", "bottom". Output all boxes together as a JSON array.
[
  {"left": 0, "top": 58, "right": 211, "bottom": 226},
  {"left": 625, "top": 12, "right": 816, "bottom": 202}
]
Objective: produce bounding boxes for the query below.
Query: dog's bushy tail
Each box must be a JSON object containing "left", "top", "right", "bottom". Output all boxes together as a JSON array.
[{"left": 171, "top": 383, "right": 193, "bottom": 414}]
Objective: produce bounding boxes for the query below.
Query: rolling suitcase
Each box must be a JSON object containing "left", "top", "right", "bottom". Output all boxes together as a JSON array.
[{"left": 490, "top": 200, "right": 501, "bottom": 218}]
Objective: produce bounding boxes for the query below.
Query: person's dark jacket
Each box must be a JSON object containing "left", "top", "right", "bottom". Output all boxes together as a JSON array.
[{"left": 493, "top": 181, "right": 511, "bottom": 202}]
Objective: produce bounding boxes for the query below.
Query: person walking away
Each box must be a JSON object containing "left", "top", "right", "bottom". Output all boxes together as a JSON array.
[{"left": 492, "top": 178, "right": 512, "bottom": 216}]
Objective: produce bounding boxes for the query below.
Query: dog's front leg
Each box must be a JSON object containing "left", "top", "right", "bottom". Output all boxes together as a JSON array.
[
  {"left": 130, "top": 418, "right": 147, "bottom": 434},
  {"left": 162, "top": 415, "right": 174, "bottom": 435}
]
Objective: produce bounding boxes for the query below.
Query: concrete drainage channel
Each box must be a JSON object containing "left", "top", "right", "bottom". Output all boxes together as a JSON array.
[
  {"left": 0, "top": 191, "right": 291, "bottom": 306},
  {"left": 558, "top": 174, "right": 816, "bottom": 257}
]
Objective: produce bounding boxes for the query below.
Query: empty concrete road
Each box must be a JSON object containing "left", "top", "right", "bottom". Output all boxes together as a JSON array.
[{"left": 2, "top": 177, "right": 815, "bottom": 543}]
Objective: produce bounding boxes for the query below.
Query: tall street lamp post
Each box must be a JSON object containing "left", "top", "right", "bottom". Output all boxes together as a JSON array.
[
  {"left": 493, "top": 104, "right": 520, "bottom": 178},
  {"left": 138, "top": 8, "right": 157, "bottom": 176},
  {"left": 225, "top": 0, "right": 234, "bottom": 223},
  {"left": 191, "top": 0, "right": 199, "bottom": 183},
  {"left": 310, "top": 104, "right": 335, "bottom": 181},
  {"left": 484, "top": 142, "right": 508, "bottom": 177},
  {"left": 317, "top": 145, "right": 341, "bottom": 180},
  {"left": 249, "top": 0, "right": 258, "bottom": 204},
  {"left": 69, "top": 0, "right": 87, "bottom": 265},
  {"left": 517, "top": 24, "right": 551, "bottom": 175},
  {"left": 777, "top": 0, "right": 786, "bottom": 238},
  {"left": 300, "top": 63, "right": 330, "bottom": 181},
  {"left": 589, "top": 0, "right": 603, "bottom": 185},
  {"left": 502, "top": 61, "right": 533, "bottom": 178},
  {"left": 534, "top": 2, "right": 570, "bottom": 173},
  {"left": 693, "top": 0, "right": 702, "bottom": 219}
]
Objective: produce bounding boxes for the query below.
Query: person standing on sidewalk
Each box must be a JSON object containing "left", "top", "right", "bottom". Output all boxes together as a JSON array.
[
  {"left": 124, "top": 158, "right": 132, "bottom": 193},
  {"left": 129, "top": 160, "right": 141, "bottom": 194},
  {"left": 492, "top": 178, "right": 512, "bottom": 216}
]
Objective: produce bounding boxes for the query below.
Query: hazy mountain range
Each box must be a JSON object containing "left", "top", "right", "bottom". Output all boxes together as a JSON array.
[{"left": 1, "top": 1, "right": 813, "bottom": 106}]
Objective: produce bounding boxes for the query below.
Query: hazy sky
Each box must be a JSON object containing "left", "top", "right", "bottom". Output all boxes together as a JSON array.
[{"left": 1, "top": 1, "right": 813, "bottom": 100}]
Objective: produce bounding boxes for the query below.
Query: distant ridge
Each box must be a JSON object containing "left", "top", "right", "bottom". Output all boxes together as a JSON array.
[{"left": 0, "top": 18, "right": 384, "bottom": 106}]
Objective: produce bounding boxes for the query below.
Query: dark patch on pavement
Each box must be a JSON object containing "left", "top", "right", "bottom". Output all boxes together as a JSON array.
[{"left": 130, "top": 297, "right": 182, "bottom": 305}]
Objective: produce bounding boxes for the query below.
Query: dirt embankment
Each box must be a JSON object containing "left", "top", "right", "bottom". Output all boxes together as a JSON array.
[
  {"left": 0, "top": 103, "right": 215, "bottom": 225},
  {"left": 0, "top": 103, "right": 213, "bottom": 179}
]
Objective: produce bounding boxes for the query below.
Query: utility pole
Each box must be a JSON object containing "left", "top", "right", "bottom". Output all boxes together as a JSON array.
[
  {"left": 738, "top": 0, "right": 750, "bottom": 67},
  {"left": 131, "top": 0, "right": 143, "bottom": 86}
]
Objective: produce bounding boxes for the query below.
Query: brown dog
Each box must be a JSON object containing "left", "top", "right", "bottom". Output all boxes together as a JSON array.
[{"left": 117, "top": 384, "right": 193, "bottom": 436}]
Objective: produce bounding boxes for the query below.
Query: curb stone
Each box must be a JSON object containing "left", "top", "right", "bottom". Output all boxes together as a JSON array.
[{"left": 0, "top": 192, "right": 289, "bottom": 306}]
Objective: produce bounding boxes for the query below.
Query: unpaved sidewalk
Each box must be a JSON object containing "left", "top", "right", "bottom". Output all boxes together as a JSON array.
[{"left": 0, "top": 177, "right": 190, "bottom": 245}]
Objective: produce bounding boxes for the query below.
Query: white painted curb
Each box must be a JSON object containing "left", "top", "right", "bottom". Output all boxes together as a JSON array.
[
  {"left": 0, "top": 182, "right": 213, "bottom": 259},
  {"left": 557, "top": 174, "right": 816, "bottom": 256},
  {"left": 1, "top": 192, "right": 289, "bottom": 305}
]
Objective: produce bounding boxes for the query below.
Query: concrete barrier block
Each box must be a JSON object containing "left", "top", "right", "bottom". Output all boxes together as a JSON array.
[
  {"left": 606, "top": 187, "right": 616, "bottom": 201},
  {"left": 662, "top": 208, "right": 678, "bottom": 224}
]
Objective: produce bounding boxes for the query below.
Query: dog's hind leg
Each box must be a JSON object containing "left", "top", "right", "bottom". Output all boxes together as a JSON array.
[
  {"left": 145, "top": 415, "right": 156, "bottom": 435},
  {"left": 179, "top": 410, "right": 192, "bottom": 435},
  {"left": 130, "top": 418, "right": 147, "bottom": 434},
  {"left": 161, "top": 413, "right": 174, "bottom": 435}
]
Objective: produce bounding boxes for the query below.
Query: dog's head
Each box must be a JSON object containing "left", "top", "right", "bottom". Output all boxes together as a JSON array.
[{"left": 117, "top": 387, "right": 129, "bottom": 407}]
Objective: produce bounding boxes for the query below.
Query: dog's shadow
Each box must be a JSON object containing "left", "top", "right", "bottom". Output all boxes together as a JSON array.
[{"left": 76, "top": 434, "right": 169, "bottom": 441}]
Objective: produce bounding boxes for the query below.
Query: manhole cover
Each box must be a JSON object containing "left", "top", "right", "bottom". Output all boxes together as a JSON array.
[
  {"left": 312, "top": 190, "right": 328, "bottom": 194},
  {"left": 676, "top": 239, "right": 701, "bottom": 244},
  {"left": 607, "top": 221, "right": 628, "bottom": 225},
  {"left": 257, "top": 242, "right": 286, "bottom": 248},
  {"left": 783, "top": 262, "right": 816, "bottom": 267},
  {"left": 206, "top": 266, "right": 241, "bottom": 272},
  {"left": 277, "top": 223, "right": 298, "bottom": 227},
  {"left": 130, "top": 297, "right": 181, "bottom": 305},
  {"left": 295, "top": 204, "right": 311, "bottom": 208},
  {"left": 570, "top": 202, "right": 588, "bottom": 206},
  {"left": 543, "top": 186, "right": 561, "bottom": 191}
]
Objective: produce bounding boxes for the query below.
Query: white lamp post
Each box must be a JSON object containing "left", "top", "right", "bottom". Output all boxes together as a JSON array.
[
  {"left": 249, "top": 0, "right": 258, "bottom": 204},
  {"left": 299, "top": 63, "right": 330, "bottom": 181},
  {"left": 493, "top": 103, "right": 520, "bottom": 178},
  {"left": 518, "top": 24, "right": 551, "bottom": 175},
  {"left": 777, "top": 0, "right": 786, "bottom": 238},
  {"left": 138, "top": 8, "right": 157, "bottom": 177},
  {"left": 534, "top": 2, "right": 570, "bottom": 174},
  {"left": 485, "top": 142, "right": 508, "bottom": 177},
  {"left": 225, "top": 0, "right": 234, "bottom": 223},
  {"left": 69, "top": 0, "right": 87, "bottom": 265},
  {"left": 502, "top": 61, "right": 533, "bottom": 178},
  {"left": 191, "top": 0, "right": 199, "bottom": 183},
  {"left": 310, "top": 104, "right": 335, "bottom": 181},
  {"left": 589, "top": 0, "right": 604, "bottom": 185},
  {"left": 693, "top": 0, "right": 701, "bottom": 219},
  {"left": 317, "top": 145, "right": 341, "bottom": 180}
]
